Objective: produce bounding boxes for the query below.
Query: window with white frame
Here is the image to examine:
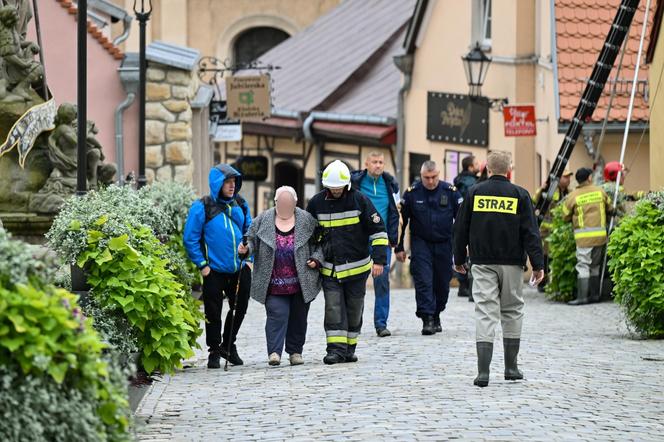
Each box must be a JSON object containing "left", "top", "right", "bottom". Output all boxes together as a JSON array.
[{"left": 473, "top": 0, "right": 492, "bottom": 50}]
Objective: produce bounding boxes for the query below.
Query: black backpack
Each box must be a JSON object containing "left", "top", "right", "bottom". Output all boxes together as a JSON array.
[{"left": 198, "top": 194, "right": 249, "bottom": 262}]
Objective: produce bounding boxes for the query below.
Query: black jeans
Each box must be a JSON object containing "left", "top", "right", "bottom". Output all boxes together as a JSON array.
[
  {"left": 265, "top": 291, "right": 310, "bottom": 356},
  {"left": 202, "top": 266, "right": 250, "bottom": 352}
]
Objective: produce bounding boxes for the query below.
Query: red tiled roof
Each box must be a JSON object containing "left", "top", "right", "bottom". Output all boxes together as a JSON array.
[
  {"left": 57, "top": 0, "right": 124, "bottom": 60},
  {"left": 556, "top": 0, "right": 653, "bottom": 123}
]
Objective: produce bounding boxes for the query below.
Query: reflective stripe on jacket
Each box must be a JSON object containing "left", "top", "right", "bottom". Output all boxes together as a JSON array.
[{"left": 562, "top": 183, "right": 612, "bottom": 248}]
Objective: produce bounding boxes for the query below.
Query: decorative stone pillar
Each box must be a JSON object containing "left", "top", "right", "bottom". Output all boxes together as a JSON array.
[{"left": 144, "top": 62, "right": 197, "bottom": 184}]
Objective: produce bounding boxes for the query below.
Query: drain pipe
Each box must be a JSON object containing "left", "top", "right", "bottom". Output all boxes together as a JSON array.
[
  {"left": 116, "top": 53, "right": 140, "bottom": 184},
  {"left": 114, "top": 92, "right": 135, "bottom": 182},
  {"left": 393, "top": 54, "right": 414, "bottom": 188}
]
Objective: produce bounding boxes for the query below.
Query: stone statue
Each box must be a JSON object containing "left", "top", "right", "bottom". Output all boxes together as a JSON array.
[
  {"left": 3, "top": 0, "right": 32, "bottom": 40},
  {"left": 29, "top": 104, "right": 117, "bottom": 213},
  {"left": 0, "top": 4, "right": 43, "bottom": 102}
]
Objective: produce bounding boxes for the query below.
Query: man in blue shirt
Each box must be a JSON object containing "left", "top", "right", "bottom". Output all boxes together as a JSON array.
[{"left": 351, "top": 152, "right": 400, "bottom": 337}]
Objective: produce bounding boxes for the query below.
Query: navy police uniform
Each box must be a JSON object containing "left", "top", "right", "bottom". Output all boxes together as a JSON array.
[{"left": 397, "top": 180, "right": 463, "bottom": 323}]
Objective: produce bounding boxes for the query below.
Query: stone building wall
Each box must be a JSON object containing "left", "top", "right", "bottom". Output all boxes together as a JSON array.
[{"left": 145, "top": 61, "right": 197, "bottom": 184}]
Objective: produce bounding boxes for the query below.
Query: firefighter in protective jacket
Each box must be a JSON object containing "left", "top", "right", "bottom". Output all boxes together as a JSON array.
[{"left": 306, "top": 160, "right": 388, "bottom": 365}]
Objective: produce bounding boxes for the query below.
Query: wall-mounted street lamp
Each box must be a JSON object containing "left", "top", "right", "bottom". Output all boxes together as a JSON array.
[
  {"left": 133, "top": 0, "right": 152, "bottom": 189},
  {"left": 462, "top": 42, "right": 508, "bottom": 110}
]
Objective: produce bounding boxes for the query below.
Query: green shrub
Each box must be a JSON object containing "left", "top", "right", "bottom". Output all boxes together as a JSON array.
[
  {"left": 545, "top": 204, "right": 577, "bottom": 302},
  {"left": 47, "top": 185, "right": 173, "bottom": 264},
  {"left": 608, "top": 192, "right": 664, "bottom": 338},
  {"left": 0, "top": 283, "right": 131, "bottom": 441},
  {"left": 77, "top": 219, "right": 204, "bottom": 374},
  {"left": 139, "top": 181, "right": 196, "bottom": 234},
  {"left": 140, "top": 181, "right": 200, "bottom": 289},
  {"left": 0, "top": 228, "right": 58, "bottom": 288}
]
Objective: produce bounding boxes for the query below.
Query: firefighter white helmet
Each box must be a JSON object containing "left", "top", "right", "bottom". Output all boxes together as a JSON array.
[{"left": 322, "top": 160, "right": 351, "bottom": 190}]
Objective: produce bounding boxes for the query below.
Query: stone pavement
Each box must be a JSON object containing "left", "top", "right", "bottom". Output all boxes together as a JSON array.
[{"left": 135, "top": 286, "right": 664, "bottom": 441}]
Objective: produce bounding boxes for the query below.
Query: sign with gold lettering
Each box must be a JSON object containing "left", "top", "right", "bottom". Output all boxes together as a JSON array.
[
  {"left": 234, "top": 155, "right": 269, "bottom": 181},
  {"left": 226, "top": 74, "right": 272, "bottom": 120},
  {"left": 427, "top": 92, "right": 488, "bottom": 147}
]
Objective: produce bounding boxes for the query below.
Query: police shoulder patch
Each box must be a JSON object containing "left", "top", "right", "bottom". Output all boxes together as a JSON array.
[{"left": 371, "top": 212, "right": 381, "bottom": 223}]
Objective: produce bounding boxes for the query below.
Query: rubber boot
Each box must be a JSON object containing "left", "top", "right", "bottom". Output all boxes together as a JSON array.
[
  {"left": 345, "top": 344, "right": 358, "bottom": 363},
  {"left": 503, "top": 338, "right": 524, "bottom": 381},
  {"left": 568, "top": 277, "right": 590, "bottom": 305},
  {"left": 588, "top": 276, "right": 601, "bottom": 304},
  {"left": 474, "top": 342, "right": 493, "bottom": 387},
  {"left": 421, "top": 316, "right": 436, "bottom": 335},
  {"left": 323, "top": 352, "right": 345, "bottom": 365}
]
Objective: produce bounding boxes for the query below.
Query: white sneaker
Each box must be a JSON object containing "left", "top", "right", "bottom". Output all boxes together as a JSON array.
[
  {"left": 268, "top": 352, "right": 281, "bottom": 366},
  {"left": 289, "top": 353, "right": 304, "bottom": 365}
]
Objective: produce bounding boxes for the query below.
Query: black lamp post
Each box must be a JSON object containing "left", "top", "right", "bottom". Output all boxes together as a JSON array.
[
  {"left": 462, "top": 42, "right": 492, "bottom": 98},
  {"left": 76, "top": 0, "right": 88, "bottom": 195},
  {"left": 134, "top": 0, "right": 152, "bottom": 189}
]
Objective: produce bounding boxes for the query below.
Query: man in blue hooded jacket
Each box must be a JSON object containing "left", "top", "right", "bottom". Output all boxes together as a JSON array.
[{"left": 184, "top": 164, "right": 252, "bottom": 369}]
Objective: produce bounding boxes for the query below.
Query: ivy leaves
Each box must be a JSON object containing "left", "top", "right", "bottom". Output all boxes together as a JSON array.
[
  {"left": 79, "top": 218, "right": 204, "bottom": 375},
  {"left": 545, "top": 204, "right": 577, "bottom": 302},
  {"left": 608, "top": 197, "right": 664, "bottom": 338}
]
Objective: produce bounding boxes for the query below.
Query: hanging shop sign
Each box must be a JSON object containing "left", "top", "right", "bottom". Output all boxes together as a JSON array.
[
  {"left": 503, "top": 104, "right": 537, "bottom": 137},
  {"left": 427, "top": 92, "right": 489, "bottom": 147}
]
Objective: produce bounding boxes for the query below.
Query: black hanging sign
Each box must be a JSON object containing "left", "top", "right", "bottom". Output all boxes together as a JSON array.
[
  {"left": 427, "top": 92, "right": 489, "bottom": 147},
  {"left": 234, "top": 155, "right": 269, "bottom": 181}
]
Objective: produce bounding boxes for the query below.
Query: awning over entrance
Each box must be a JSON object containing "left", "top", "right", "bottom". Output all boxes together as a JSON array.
[{"left": 311, "top": 121, "right": 396, "bottom": 146}]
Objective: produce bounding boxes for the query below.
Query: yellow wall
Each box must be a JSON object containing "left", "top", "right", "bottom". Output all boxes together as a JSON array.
[
  {"left": 650, "top": 27, "right": 664, "bottom": 191},
  {"left": 116, "top": 0, "right": 340, "bottom": 61}
]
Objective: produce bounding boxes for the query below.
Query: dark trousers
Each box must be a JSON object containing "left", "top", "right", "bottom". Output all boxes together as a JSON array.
[
  {"left": 202, "top": 266, "right": 250, "bottom": 352},
  {"left": 265, "top": 292, "right": 310, "bottom": 356},
  {"left": 323, "top": 274, "right": 368, "bottom": 357},
  {"left": 410, "top": 236, "right": 453, "bottom": 317}
]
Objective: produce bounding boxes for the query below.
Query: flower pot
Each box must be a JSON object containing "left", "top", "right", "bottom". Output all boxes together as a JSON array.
[{"left": 70, "top": 263, "right": 91, "bottom": 291}]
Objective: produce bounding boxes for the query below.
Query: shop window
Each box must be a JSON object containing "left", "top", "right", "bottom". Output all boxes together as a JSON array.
[{"left": 445, "top": 150, "right": 473, "bottom": 182}]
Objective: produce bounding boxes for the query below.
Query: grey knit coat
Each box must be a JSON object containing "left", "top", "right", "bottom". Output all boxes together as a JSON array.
[{"left": 246, "top": 207, "right": 323, "bottom": 304}]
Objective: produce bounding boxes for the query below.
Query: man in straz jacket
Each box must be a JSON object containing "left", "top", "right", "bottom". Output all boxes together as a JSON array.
[
  {"left": 351, "top": 151, "right": 400, "bottom": 337},
  {"left": 307, "top": 160, "right": 388, "bottom": 365},
  {"left": 184, "top": 164, "right": 252, "bottom": 369},
  {"left": 454, "top": 152, "right": 544, "bottom": 387}
]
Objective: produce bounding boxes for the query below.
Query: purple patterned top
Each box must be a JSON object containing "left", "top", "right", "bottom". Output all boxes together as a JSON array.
[{"left": 269, "top": 226, "right": 300, "bottom": 295}]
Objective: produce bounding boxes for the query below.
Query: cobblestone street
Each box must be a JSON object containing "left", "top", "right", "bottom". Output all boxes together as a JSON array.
[{"left": 136, "top": 286, "right": 664, "bottom": 441}]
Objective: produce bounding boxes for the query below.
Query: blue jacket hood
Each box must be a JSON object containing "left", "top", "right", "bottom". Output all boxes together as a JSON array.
[{"left": 209, "top": 164, "right": 243, "bottom": 203}]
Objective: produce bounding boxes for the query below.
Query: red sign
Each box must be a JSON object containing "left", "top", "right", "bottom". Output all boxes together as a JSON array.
[{"left": 503, "top": 105, "right": 537, "bottom": 137}]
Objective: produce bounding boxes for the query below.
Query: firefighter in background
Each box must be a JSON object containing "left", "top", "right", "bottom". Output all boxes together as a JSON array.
[
  {"left": 601, "top": 161, "right": 646, "bottom": 221},
  {"left": 531, "top": 169, "right": 573, "bottom": 292},
  {"left": 563, "top": 167, "right": 613, "bottom": 305},
  {"left": 306, "top": 160, "right": 388, "bottom": 365}
]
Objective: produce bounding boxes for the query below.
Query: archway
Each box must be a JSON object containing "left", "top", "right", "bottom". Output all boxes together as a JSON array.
[{"left": 233, "top": 26, "right": 290, "bottom": 64}]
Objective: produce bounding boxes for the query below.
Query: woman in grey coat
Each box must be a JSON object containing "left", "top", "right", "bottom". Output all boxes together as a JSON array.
[{"left": 238, "top": 186, "right": 322, "bottom": 366}]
